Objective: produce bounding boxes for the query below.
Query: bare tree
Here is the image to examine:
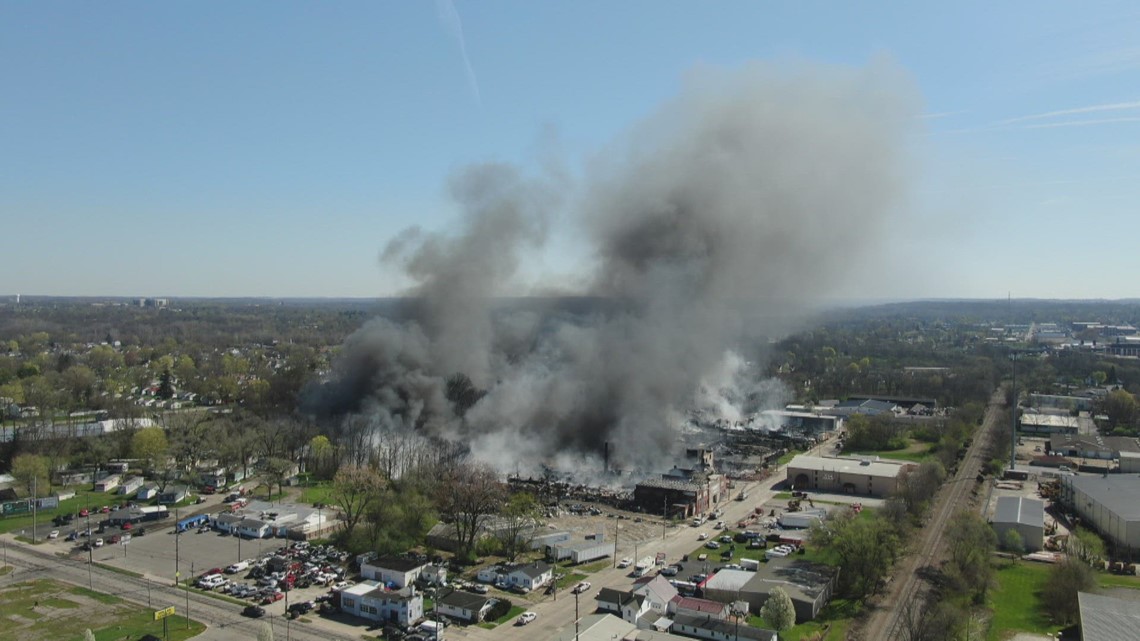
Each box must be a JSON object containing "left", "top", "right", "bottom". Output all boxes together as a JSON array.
[
  {"left": 331, "top": 465, "right": 386, "bottom": 534},
  {"left": 495, "top": 492, "right": 541, "bottom": 562},
  {"left": 436, "top": 462, "right": 504, "bottom": 559}
]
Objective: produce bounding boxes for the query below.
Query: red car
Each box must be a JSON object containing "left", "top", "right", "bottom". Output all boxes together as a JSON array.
[
  {"left": 262, "top": 592, "right": 284, "bottom": 604},
  {"left": 122, "top": 522, "right": 133, "bottom": 530},
  {"left": 79, "top": 508, "right": 89, "bottom": 517}
]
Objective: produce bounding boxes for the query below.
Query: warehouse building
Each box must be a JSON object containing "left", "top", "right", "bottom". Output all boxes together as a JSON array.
[
  {"left": 990, "top": 496, "right": 1044, "bottom": 552},
  {"left": 700, "top": 558, "right": 838, "bottom": 623},
  {"left": 785, "top": 455, "right": 911, "bottom": 498},
  {"left": 1060, "top": 475, "right": 1140, "bottom": 551}
]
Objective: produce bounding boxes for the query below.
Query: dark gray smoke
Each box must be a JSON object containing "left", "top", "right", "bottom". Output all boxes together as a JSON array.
[{"left": 304, "top": 61, "right": 916, "bottom": 475}]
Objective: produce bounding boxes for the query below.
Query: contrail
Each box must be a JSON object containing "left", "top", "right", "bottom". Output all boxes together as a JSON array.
[{"left": 436, "top": 0, "right": 481, "bottom": 105}]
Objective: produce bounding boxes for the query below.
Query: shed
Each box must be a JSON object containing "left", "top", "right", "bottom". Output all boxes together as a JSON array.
[{"left": 991, "top": 496, "right": 1045, "bottom": 552}]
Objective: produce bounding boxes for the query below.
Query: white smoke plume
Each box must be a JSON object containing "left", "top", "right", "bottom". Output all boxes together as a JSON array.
[{"left": 304, "top": 61, "right": 917, "bottom": 476}]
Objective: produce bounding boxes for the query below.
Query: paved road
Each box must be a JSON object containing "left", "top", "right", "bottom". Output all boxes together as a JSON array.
[
  {"left": 460, "top": 438, "right": 836, "bottom": 641},
  {"left": 0, "top": 537, "right": 358, "bottom": 641}
]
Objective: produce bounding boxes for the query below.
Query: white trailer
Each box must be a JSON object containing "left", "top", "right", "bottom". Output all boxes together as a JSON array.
[
  {"left": 550, "top": 540, "right": 616, "bottom": 564},
  {"left": 633, "top": 556, "right": 655, "bottom": 577}
]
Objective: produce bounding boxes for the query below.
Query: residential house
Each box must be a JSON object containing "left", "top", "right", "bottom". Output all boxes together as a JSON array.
[
  {"left": 671, "top": 613, "right": 777, "bottom": 641},
  {"left": 236, "top": 518, "right": 273, "bottom": 539},
  {"left": 418, "top": 564, "right": 448, "bottom": 587},
  {"left": 94, "top": 474, "right": 121, "bottom": 493},
  {"left": 199, "top": 466, "right": 227, "bottom": 489},
  {"left": 360, "top": 555, "right": 428, "bottom": 589},
  {"left": 673, "top": 597, "right": 731, "bottom": 620},
  {"left": 339, "top": 581, "right": 424, "bottom": 627},
  {"left": 117, "top": 476, "right": 144, "bottom": 496},
  {"left": 505, "top": 561, "right": 553, "bottom": 591},
  {"left": 435, "top": 589, "right": 493, "bottom": 623},
  {"left": 701, "top": 559, "right": 838, "bottom": 623},
  {"left": 158, "top": 486, "right": 189, "bottom": 504},
  {"left": 136, "top": 483, "right": 159, "bottom": 500},
  {"left": 593, "top": 575, "right": 678, "bottom": 628}
]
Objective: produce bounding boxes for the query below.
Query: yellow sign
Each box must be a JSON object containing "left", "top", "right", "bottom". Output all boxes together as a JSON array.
[{"left": 154, "top": 606, "right": 175, "bottom": 621}]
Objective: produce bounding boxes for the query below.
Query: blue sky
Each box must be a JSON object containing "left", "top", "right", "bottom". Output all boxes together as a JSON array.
[{"left": 3, "top": 1, "right": 1140, "bottom": 299}]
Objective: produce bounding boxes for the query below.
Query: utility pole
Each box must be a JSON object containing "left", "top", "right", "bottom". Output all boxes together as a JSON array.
[
  {"left": 31, "top": 475, "right": 36, "bottom": 544},
  {"left": 574, "top": 589, "right": 580, "bottom": 641},
  {"left": 662, "top": 497, "right": 667, "bottom": 540},
  {"left": 1010, "top": 351, "right": 1018, "bottom": 471},
  {"left": 174, "top": 508, "right": 180, "bottom": 587},
  {"left": 186, "top": 561, "right": 192, "bottom": 629}
]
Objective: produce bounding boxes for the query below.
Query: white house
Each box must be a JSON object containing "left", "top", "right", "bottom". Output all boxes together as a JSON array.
[
  {"left": 136, "top": 483, "right": 159, "bottom": 500},
  {"left": 436, "top": 589, "right": 493, "bottom": 623},
  {"left": 476, "top": 565, "right": 505, "bottom": 584},
  {"left": 632, "top": 575, "right": 679, "bottom": 619},
  {"left": 418, "top": 564, "right": 448, "bottom": 587},
  {"left": 360, "top": 556, "right": 428, "bottom": 589},
  {"left": 118, "top": 476, "right": 144, "bottom": 496},
  {"left": 94, "top": 474, "right": 122, "bottom": 493},
  {"left": 505, "top": 561, "right": 553, "bottom": 591},
  {"left": 339, "top": 581, "right": 424, "bottom": 626},
  {"left": 236, "top": 518, "right": 273, "bottom": 539}
]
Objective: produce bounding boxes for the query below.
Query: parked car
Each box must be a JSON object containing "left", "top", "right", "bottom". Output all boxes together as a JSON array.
[
  {"left": 261, "top": 592, "right": 284, "bottom": 604},
  {"left": 93, "top": 538, "right": 104, "bottom": 548},
  {"left": 122, "top": 522, "right": 133, "bottom": 531},
  {"left": 704, "top": 541, "right": 720, "bottom": 549},
  {"left": 471, "top": 584, "right": 489, "bottom": 594},
  {"left": 48, "top": 530, "right": 59, "bottom": 539},
  {"left": 516, "top": 612, "right": 537, "bottom": 626},
  {"left": 697, "top": 532, "right": 709, "bottom": 540},
  {"left": 572, "top": 582, "right": 591, "bottom": 594},
  {"left": 617, "top": 557, "right": 633, "bottom": 568}
]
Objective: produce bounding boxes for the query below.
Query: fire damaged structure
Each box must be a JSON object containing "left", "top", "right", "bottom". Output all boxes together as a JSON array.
[{"left": 633, "top": 449, "right": 727, "bottom": 517}]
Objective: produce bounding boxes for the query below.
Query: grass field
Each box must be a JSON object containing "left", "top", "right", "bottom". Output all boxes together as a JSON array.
[
  {"left": 985, "top": 562, "right": 1062, "bottom": 641},
  {"left": 847, "top": 440, "right": 935, "bottom": 463},
  {"left": 0, "top": 578, "right": 205, "bottom": 641},
  {"left": 555, "top": 572, "right": 587, "bottom": 590},
  {"left": 297, "top": 482, "right": 334, "bottom": 506}
]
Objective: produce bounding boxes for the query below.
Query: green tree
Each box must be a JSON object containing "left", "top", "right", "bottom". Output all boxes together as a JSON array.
[
  {"left": 1041, "top": 559, "right": 1095, "bottom": 625},
  {"left": 495, "top": 492, "right": 541, "bottom": 562},
  {"left": 261, "top": 457, "right": 296, "bottom": 501},
  {"left": 761, "top": 586, "right": 796, "bottom": 631},
  {"left": 1068, "top": 527, "right": 1106, "bottom": 565},
  {"left": 131, "top": 427, "right": 169, "bottom": 473},
  {"left": 158, "top": 369, "right": 174, "bottom": 399},
  {"left": 1000, "top": 529, "right": 1024, "bottom": 556},
  {"left": 307, "top": 435, "right": 335, "bottom": 480},
  {"left": 811, "top": 510, "right": 899, "bottom": 598},
  {"left": 945, "top": 511, "right": 997, "bottom": 602},
  {"left": 11, "top": 453, "right": 50, "bottom": 497},
  {"left": 1100, "top": 389, "right": 1138, "bottom": 428}
]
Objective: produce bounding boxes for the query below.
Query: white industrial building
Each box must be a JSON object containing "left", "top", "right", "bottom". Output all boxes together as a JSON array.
[
  {"left": 1060, "top": 475, "right": 1140, "bottom": 550},
  {"left": 991, "top": 496, "right": 1045, "bottom": 552}
]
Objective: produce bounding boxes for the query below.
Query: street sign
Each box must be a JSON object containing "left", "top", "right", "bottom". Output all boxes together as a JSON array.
[
  {"left": 120, "top": 534, "right": 131, "bottom": 544},
  {"left": 154, "top": 606, "right": 175, "bottom": 621}
]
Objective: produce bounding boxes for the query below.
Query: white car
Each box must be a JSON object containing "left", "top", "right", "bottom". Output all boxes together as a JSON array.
[
  {"left": 48, "top": 530, "right": 59, "bottom": 539},
  {"left": 226, "top": 561, "right": 250, "bottom": 574},
  {"left": 94, "top": 538, "right": 104, "bottom": 548},
  {"left": 617, "top": 557, "right": 633, "bottom": 568},
  {"left": 572, "top": 582, "right": 591, "bottom": 594},
  {"left": 516, "top": 611, "right": 537, "bottom": 626},
  {"left": 697, "top": 532, "right": 709, "bottom": 541}
]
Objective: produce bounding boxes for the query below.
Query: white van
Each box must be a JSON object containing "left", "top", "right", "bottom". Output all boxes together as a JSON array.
[{"left": 226, "top": 561, "right": 250, "bottom": 574}]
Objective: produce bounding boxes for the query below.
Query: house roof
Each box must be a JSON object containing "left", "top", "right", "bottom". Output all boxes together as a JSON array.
[
  {"left": 1079, "top": 591, "right": 1140, "bottom": 641},
  {"left": 635, "top": 477, "right": 701, "bottom": 492},
  {"left": 672, "top": 613, "right": 776, "bottom": 641},
  {"left": 675, "top": 596, "right": 727, "bottom": 615},
  {"left": 507, "top": 561, "right": 552, "bottom": 579},
  {"left": 595, "top": 587, "right": 626, "bottom": 605},
  {"left": 993, "top": 496, "right": 1044, "bottom": 529},
  {"left": 740, "top": 558, "right": 838, "bottom": 605},
  {"left": 437, "top": 589, "right": 491, "bottom": 611},
  {"left": 633, "top": 575, "right": 678, "bottom": 604}
]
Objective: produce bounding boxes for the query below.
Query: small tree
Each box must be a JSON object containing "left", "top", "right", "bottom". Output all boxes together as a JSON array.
[
  {"left": 11, "top": 453, "right": 50, "bottom": 497},
  {"left": 84, "top": 630, "right": 96, "bottom": 641},
  {"left": 131, "top": 427, "right": 169, "bottom": 474},
  {"left": 257, "top": 622, "right": 274, "bottom": 641},
  {"left": 1000, "top": 529, "right": 1024, "bottom": 557},
  {"left": 760, "top": 586, "right": 796, "bottom": 631},
  {"left": 1041, "top": 559, "right": 1096, "bottom": 625}
]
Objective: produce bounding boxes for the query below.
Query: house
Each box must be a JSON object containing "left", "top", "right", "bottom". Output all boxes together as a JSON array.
[
  {"left": 418, "top": 564, "right": 447, "bottom": 587},
  {"left": 236, "top": 518, "right": 272, "bottom": 539},
  {"left": 339, "top": 581, "right": 424, "bottom": 626},
  {"left": 199, "top": 466, "right": 227, "bottom": 489},
  {"left": 136, "top": 483, "right": 159, "bottom": 500},
  {"left": 593, "top": 575, "right": 678, "bottom": 628},
  {"left": 1078, "top": 591, "right": 1140, "bottom": 641},
  {"left": 435, "top": 588, "right": 493, "bottom": 623},
  {"left": 157, "top": 486, "right": 189, "bottom": 504},
  {"left": 94, "top": 474, "right": 122, "bottom": 493},
  {"left": 212, "top": 513, "right": 244, "bottom": 534},
  {"left": 595, "top": 587, "right": 626, "bottom": 615},
  {"left": 633, "top": 575, "right": 678, "bottom": 619},
  {"left": 117, "top": 476, "right": 144, "bottom": 496},
  {"left": 505, "top": 561, "right": 553, "bottom": 590},
  {"left": 673, "top": 596, "right": 731, "bottom": 620},
  {"left": 360, "top": 555, "right": 428, "bottom": 589},
  {"left": 671, "top": 612, "right": 777, "bottom": 641},
  {"left": 991, "top": 496, "right": 1045, "bottom": 552},
  {"left": 476, "top": 565, "right": 505, "bottom": 584}
]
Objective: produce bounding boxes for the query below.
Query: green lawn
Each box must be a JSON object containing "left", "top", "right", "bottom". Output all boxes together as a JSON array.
[
  {"left": 1098, "top": 572, "right": 1140, "bottom": 590},
  {"left": 846, "top": 440, "right": 935, "bottom": 463},
  {"left": 555, "top": 572, "right": 587, "bottom": 590},
  {"left": 0, "top": 578, "right": 205, "bottom": 641},
  {"left": 577, "top": 559, "right": 612, "bottom": 574},
  {"left": 297, "top": 482, "right": 334, "bottom": 505},
  {"left": 492, "top": 605, "right": 527, "bottom": 625},
  {"left": 777, "top": 450, "right": 804, "bottom": 466},
  {"left": 986, "top": 562, "right": 1063, "bottom": 641}
]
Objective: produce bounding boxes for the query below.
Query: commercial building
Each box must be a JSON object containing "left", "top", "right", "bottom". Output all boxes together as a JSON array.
[
  {"left": 1018, "top": 413, "right": 1079, "bottom": 435},
  {"left": 701, "top": 558, "right": 838, "bottom": 623},
  {"left": 339, "top": 581, "right": 423, "bottom": 626},
  {"left": 1059, "top": 475, "right": 1140, "bottom": 551},
  {"left": 991, "top": 496, "right": 1045, "bottom": 552},
  {"left": 1078, "top": 591, "right": 1140, "bottom": 641},
  {"left": 785, "top": 455, "right": 911, "bottom": 498}
]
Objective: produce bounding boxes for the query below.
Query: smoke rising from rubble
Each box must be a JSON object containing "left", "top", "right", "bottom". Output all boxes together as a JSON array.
[{"left": 304, "top": 61, "right": 916, "bottom": 475}]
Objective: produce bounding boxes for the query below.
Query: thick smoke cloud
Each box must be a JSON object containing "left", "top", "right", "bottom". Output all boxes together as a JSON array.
[{"left": 304, "top": 61, "right": 916, "bottom": 475}]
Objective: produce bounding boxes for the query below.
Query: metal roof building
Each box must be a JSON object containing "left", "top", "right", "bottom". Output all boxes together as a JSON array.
[
  {"left": 1060, "top": 475, "right": 1140, "bottom": 549},
  {"left": 786, "top": 455, "right": 910, "bottom": 498},
  {"left": 991, "top": 496, "right": 1045, "bottom": 551},
  {"left": 1078, "top": 591, "right": 1140, "bottom": 641}
]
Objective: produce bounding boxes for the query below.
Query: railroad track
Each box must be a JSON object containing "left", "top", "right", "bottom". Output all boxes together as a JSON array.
[{"left": 858, "top": 389, "right": 1003, "bottom": 641}]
